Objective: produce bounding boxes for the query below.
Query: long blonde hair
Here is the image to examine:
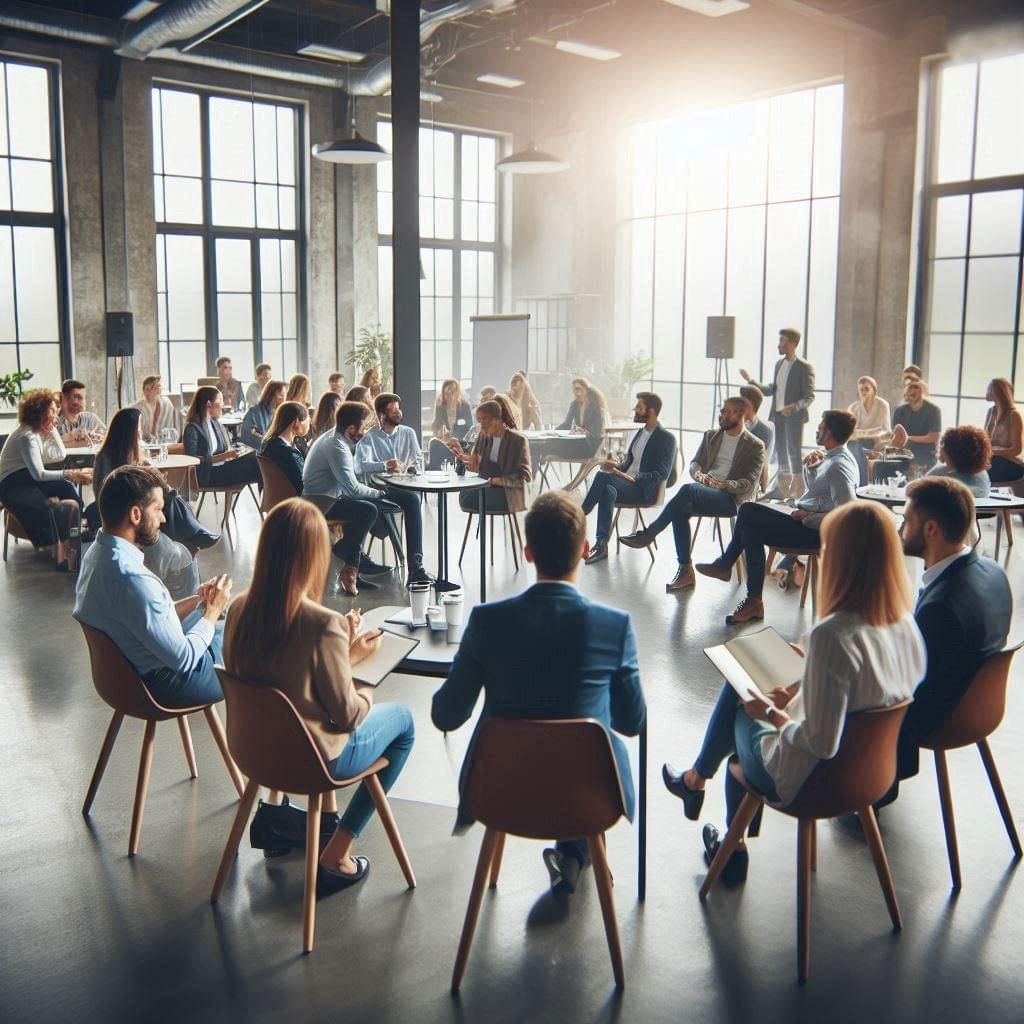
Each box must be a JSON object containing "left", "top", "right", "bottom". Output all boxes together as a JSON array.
[
  {"left": 223, "top": 498, "right": 331, "bottom": 670},
  {"left": 818, "top": 502, "right": 911, "bottom": 626},
  {"left": 286, "top": 373, "right": 311, "bottom": 406},
  {"left": 493, "top": 392, "right": 522, "bottom": 430}
]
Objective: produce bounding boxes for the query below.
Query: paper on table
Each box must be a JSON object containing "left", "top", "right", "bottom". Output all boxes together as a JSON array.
[
  {"left": 704, "top": 626, "right": 805, "bottom": 708},
  {"left": 352, "top": 630, "right": 420, "bottom": 687}
]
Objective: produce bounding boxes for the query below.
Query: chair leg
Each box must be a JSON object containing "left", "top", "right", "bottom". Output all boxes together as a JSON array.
[
  {"left": 611, "top": 508, "right": 622, "bottom": 550},
  {"left": 507, "top": 516, "right": 519, "bottom": 572},
  {"left": 700, "top": 794, "right": 762, "bottom": 899},
  {"left": 458, "top": 513, "right": 473, "bottom": 567},
  {"left": 323, "top": 791, "right": 338, "bottom": 814},
  {"left": 178, "top": 716, "right": 198, "bottom": 779},
  {"left": 511, "top": 513, "right": 525, "bottom": 566},
  {"left": 489, "top": 833, "right": 506, "bottom": 889},
  {"left": 210, "top": 778, "right": 261, "bottom": 902},
  {"left": 451, "top": 826, "right": 502, "bottom": 992},
  {"left": 977, "top": 739, "right": 1023, "bottom": 859},
  {"left": 203, "top": 705, "right": 245, "bottom": 798},
  {"left": 858, "top": 805, "right": 903, "bottom": 929},
  {"left": 810, "top": 820, "right": 817, "bottom": 872},
  {"left": 490, "top": 515, "right": 495, "bottom": 566},
  {"left": 933, "top": 749, "right": 962, "bottom": 890},
  {"left": 797, "top": 818, "right": 813, "bottom": 982},
  {"left": 588, "top": 832, "right": 625, "bottom": 989},
  {"left": 302, "top": 792, "right": 322, "bottom": 953},
  {"left": 798, "top": 555, "right": 813, "bottom": 610},
  {"left": 766, "top": 547, "right": 777, "bottom": 575},
  {"left": 689, "top": 518, "right": 702, "bottom": 556},
  {"left": 365, "top": 774, "right": 416, "bottom": 888},
  {"left": 196, "top": 493, "right": 206, "bottom": 516},
  {"left": 1002, "top": 508, "right": 1014, "bottom": 548},
  {"left": 82, "top": 711, "right": 124, "bottom": 815},
  {"left": 268, "top": 790, "right": 283, "bottom": 805},
  {"left": 129, "top": 720, "right": 157, "bottom": 857}
]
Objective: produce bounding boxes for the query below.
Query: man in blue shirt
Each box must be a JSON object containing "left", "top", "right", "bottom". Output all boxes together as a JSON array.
[
  {"left": 696, "top": 410, "right": 859, "bottom": 625},
  {"left": 432, "top": 491, "right": 646, "bottom": 895},
  {"left": 74, "top": 466, "right": 232, "bottom": 707},
  {"left": 355, "top": 392, "right": 422, "bottom": 475}
]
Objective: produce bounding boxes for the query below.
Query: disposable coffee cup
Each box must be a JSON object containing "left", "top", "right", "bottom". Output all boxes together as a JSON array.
[
  {"left": 409, "top": 581, "right": 431, "bottom": 622},
  {"left": 441, "top": 592, "right": 464, "bottom": 627}
]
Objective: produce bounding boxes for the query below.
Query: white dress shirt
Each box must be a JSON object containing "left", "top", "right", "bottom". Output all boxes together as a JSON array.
[
  {"left": 774, "top": 359, "right": 793, "bottom": 413},
  {"left": 920, "top": 546, "right": 971, "bottom": 591},
  {"left": 624, "top": 427, "right": 652, "bottom": 479}
]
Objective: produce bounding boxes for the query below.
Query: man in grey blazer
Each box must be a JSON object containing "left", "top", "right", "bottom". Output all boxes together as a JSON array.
[
  {"left": 621, "top": 397, "right": 765, "bottom": 592},
  {"left": 740, "top": 327, "right": 814, "bottom": 499}
]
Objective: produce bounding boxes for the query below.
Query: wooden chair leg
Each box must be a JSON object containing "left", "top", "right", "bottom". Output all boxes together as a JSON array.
[
  {"left": 365, "top": 774, "right": 416, "bottom": 888},
  {"left": 210, "top": 779, "right": 261, "bottom": 902},
  {"left": 977, "top": 739, "right": 1023, "bottom": 859},
  {"left": 730, "top": 520, "right": 745, "bottom": 584},
  {"left": 766, "top": 547, "right": 777, "bottom": 575},
  {"left": 859, "top": 805, "right": 903, "bottom": 929},
  {"left": 302, "top": 793, "right": 322, "bottom": 953},
  {"left": 203, "top": 705, "right": 245, "bottom": 798},
  {"left": 611, "top": 507, "right": 621, "bottom": 549},
  {"left": 178, "top": 716, "right": 198, "bottom": 779},
  {"left": 452, "top": 826, "right": 502, "bottom": 992},
  {"left": 588, "top": 832, "right": 625, "bottom": 989},
  {"left": 1002, "top": 508, "right": 1014, "bottom": 547},
  {"left": 810, "top": 819, "right": 817, "bottom": 872},
  {"left": 323, "top": 791, "right": 338, "bottom": 814},
  {"left": 798, "top": 555, "right": 812, "bottom": 610},
  {"left": 700, "top": 794, "right": 762, "bottom": 899},
  {"left": 797, "top": 817, "right": 813, "bottom": 982},
  {"left": 83, "top": 711, "right": 124, "bottom": 815},
  {"left": 489, "top": 832, "right": 506, "bottom": 889},
  {"left": 689, "top": 517, "right": 703, "bottom": 556},
  {"left": 933, "top": 749, "right": 962, "bottom": 890},
  {"left": 458, "top": 513, "right": 473, "bottom": 567},
  {"left": 129, "top": 720, "right": 157, "bottom": 857}
]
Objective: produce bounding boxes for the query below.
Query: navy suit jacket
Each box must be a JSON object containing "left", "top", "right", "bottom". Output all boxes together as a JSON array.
[
  {"left": 898, "top": 550, "right": 1012, "bottom": 778},
  {"left": 183, "top": 419, "right": 231, "bottom": 486},
  {"left": 618, "top": 423, "right": 678, "bottom": 503},
  {"left": 432, "top": 582, "right": 646, "bottom": 824}
]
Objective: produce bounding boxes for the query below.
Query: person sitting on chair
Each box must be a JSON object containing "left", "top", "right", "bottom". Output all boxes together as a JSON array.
[
  {"left": 621, "top": 397, "right": 764, "bottom": 590},
  {"left": 580, "top": 392, "right": 677, "bottom": 565},
  {"left": 661, "top": 501, "right": 924, "bottom": 884},
  {"left": 74, "top": 465, "right": 232, "bottom": 707},
  {"left": 240, "top": 379, "right": 286, "bottom": 448},
  {"left": 132, "top": 375, "right": 183, "bottom": 441},
  {"left": 245, "top": 363, "right": 272, "bottom": 409},
  {"left": 259, "top": 401, "right": 310, "bottom": 496},
  {"left": 890, "top": 378, "right": 942, "bottom": 473},
  {"left": 328, "top": 372, "right": 347, "bottom": 395},
  {"left": 740, "top": 384, "right": 775, "bottom": 478},
  {"left": 926, "top": 426, "right": 992, "bottom": 498},
  {"left": 695, "top": 410, "right": 858, "bottom": 625},
  {"left": 56, "top": 378, "right": 106, "bottom": 448},
  {"left": 182, "top": 386, "right": 261, "bottom": 489},
  {"left": 432, "top": 491, "right": 646, "bottom": 895},
  {"left": 214, "top": 356, "right": 243, "bottom": 411}
]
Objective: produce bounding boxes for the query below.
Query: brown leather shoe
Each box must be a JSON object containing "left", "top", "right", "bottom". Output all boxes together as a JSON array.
[
  {"left": 696, "top": 560, "right": 732, "bottom": 582},
  {"left": 666, "top": 564, "right": 695, "bottom": 592},
  {"left": 725, "top": 596, "right": 764, "bottom": 625}
]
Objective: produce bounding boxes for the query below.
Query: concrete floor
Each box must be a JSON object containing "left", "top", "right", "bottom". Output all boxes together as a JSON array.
[{"left": 1, "top": 484, "right": 1022, "bottom": 1023}]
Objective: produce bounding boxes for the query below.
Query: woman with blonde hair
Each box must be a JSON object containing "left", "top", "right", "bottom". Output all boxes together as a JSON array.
[
  {"left": 431, "top": 378, "right": 472, "bottom": 441},
  {"left": 493, "top": 392, "right": 522, "bottom": 430},
  {"left": 984, "top": 377, "right": 1023, "bottom": 484},
  {"left": 224, "top": 498, "right": 415, "bottom": 893},
  {"left": 360, "top": 367, "right": 382, "bottom": 399},
  {"left": 847, "top": 375, "right": 891, "bottom": 485},
  {"left": 661, "top": 500, "right": 924, "bottom": 883},
  {"left": 285, "top": 373, "right": 312, "bottom": 409},
  {"left": 508, "top": 370, "right": 543, "bottom": 430}
]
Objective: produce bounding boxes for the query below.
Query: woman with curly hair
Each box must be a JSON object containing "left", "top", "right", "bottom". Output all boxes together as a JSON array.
[{"left": 926, "top": 425, "right": 992, "bottom": 498}]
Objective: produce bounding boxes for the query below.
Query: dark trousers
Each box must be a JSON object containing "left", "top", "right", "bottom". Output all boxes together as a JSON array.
[
  {"left": 851, "top": 439, "right": 875, "bottom": 486},
  {"left": 772, "top": 415, "right": 804, "bottom": 475},
  {"left": 581, "top": 471, "right": 645, "bottom": 542},
  {"left": 380, "top": 486, "right": 424, "bottom": 562},
  {"left": 206, "top": 451, "right": 261, "bottom": 488},
  {"left": 0, "top": 468, "right": 81, "bottom": 546},
  {"left": 720, "top": 501, "right": 820, "bottom": 599},
  {"left": 325, "top": 498, "right": 378, "bottom": 567},
  {"left": 989, "top": 455, "right": 1024, "bottom": 484},
  {"left": 646, "top": 482, "right": 737, "bottom": 564}
]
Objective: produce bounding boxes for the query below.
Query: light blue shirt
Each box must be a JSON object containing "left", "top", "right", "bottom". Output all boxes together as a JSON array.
[
  {"left": 73, "top": 531, "right": 214, "bottom": 678},
  {"left": 355, "top": 424, "right": 422, "bottom": 477},
  {"left": 302, "top": 429, "right": 380, "bottom": 501},
  {"left": 796, "top": 444, "right": 859, "bottom": 529}
]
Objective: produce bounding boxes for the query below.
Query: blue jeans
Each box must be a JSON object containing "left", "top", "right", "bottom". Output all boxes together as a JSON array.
[
  {"left": 142, "top": 619, "right": 224, "bottom": 707},
  {"left": 581, "top": 471, "right": 646, "bottom": 542},
  {"left": 645, "top": 482, "right": 737, "bottom": 564},
  {"left": 772, "top": 415, "right": 804, "bottom": 475},
  {"left": 695, "top": 683, "right": 780, "bottom": 826},
  {"left": 328, "top": 703, "right": 415, "bottom": 837}
]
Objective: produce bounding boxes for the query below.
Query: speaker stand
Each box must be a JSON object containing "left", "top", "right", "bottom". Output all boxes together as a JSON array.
[
  {"left": 711, "top": 358, "right": 732, "bottom": 424},
  {"left": 105, "top": 355, "right": 137, "bottom": 419}
]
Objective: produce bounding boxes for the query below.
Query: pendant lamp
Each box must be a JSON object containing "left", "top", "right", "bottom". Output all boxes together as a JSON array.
[
  {"left": 312, "top": 127, "right": 390, "bottom": 164},
  {"left": 496, "top": 140, "right": 568, "bottom": 174}
]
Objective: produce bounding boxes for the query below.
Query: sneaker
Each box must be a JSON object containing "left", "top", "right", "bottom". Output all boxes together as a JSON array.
[
  {"left": 620, "top": 529, "right": 655, "bottom": 549},
  {"left": 584, "top": 540, "right": 608, "bottom": 565},
  {"left": 666, "top": 564, "right": 695, "bottom": 592},
  {"left": 358, "top": 554, "right": 392, "bottom": 575},
  {"left": 695, "top": 560, "right": 732, "bottom": 583},
  {"left": 406, "top": 562, "right": 434, "bottom": 587},
  {"left": 725, "top": 596, "right": 765, "bottom": 625}
]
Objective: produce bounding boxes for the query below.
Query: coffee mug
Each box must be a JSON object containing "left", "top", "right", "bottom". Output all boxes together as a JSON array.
[
  {"left": 441, "top": 592, "right": 464, "bottom": 627},
  {"left": 409, "top": 581, "right": 431, "bottom": 622}
]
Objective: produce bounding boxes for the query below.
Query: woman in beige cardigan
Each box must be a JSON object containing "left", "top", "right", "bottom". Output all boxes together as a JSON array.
[
  {"left": 848, "top": 375, "right": 891, "bottom": 485},
  {"left": 223, "top": 498, "right": 415, "bottom": 894},
  {"left": 449, "top": 399, "right": 532, "bottom": 513}
]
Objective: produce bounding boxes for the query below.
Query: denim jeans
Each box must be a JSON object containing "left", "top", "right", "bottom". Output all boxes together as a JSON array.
[
  {"left": 141, "top": 619, "right": 224, "bottom": 707},
  {"left": 581, "top": 471, "right": 646, "bottom": 542},
  {"left": 328, "top": 703, "right": 416, "bottom": 838},
  {"left": 773, "top": 415, "right": 804, "bottom": 475},
  {"left": 695, "top": 683, "right": 780, "bottom": 826},
  {"left": 645, "top": 482, "right": 737, "bottom": 564}
]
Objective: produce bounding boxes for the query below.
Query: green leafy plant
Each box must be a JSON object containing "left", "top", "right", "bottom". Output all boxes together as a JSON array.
[
  {"left": 0, "top": 368, "right": 33, "bottom": 409},
  {"left": 348, "top": 324, "right": 393, "bottom": 390},
  {"left": 603, "top": 352, "right": 655, "bottom": 400}
]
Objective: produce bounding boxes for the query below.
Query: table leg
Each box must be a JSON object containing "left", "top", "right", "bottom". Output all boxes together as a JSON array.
[
  {"left": 638, "top": 715, "right": 647, "bottom": 902},
  {"left": 437, "top": 490, "right": 447, "bottom": 581},
  {"left": 479, "top": 487, "right": 487, "bottom": 603}
]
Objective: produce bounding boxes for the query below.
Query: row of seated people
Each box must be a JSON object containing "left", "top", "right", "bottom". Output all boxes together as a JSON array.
[{"left": 71, "top": 472, "right": 1011, "bottom": 901}]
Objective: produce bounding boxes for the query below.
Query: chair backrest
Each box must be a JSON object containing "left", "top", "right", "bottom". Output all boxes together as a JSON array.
[
  {"left": 666, "top": 445, "right": 682, "bottom": 489},
  {"left": 923, "top": 643, "right": 1021, "bottom": 750},
  {"left": 78, "top": 623, "right": 184, "bottom": 720},
  {"left": 257, "top": 455, "right": 298, "bottom": 513},
  {"left": 466, "top": 718, "right": 627, "bottom": 839},
  {"left": 216, "top": 668, "right": 335, "bottom": 794},
  {"left": 197, "top": 376, "right": 220, "bottom": 388},
  {"left": 782, "top": 699, "right": 911, "bottom": 819}
]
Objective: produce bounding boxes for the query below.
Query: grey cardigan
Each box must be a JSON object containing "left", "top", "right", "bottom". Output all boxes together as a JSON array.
[{"left": 690, "top": 428, "right": 766, "bottom": 505}]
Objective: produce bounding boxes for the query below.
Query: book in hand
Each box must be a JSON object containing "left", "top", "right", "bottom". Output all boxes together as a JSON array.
[
  {"left": 352, "top": 629, "right": 420, "bottom": 687},
  {"left": 704, "top": 626, "right": 805, "bottom": 709}
]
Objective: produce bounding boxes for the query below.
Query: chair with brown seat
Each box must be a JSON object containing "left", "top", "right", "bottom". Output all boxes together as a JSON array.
[
  {"left": 700, "top": 700, "right": 911, "bottom": 982},
  {"left": 195, "top": 481, "right": 261, "bottom": 547},
  {"left": 610, "top": 448, "right": 683, "bottom": 564},
  {"left": 766, "top": 546, "right": 820, "bottom": 612},
  {"left": 79, "top": 623, "right": 244, "bottom": 856},
  {"left": 257, "top": 454, "right": 299, "bottom": 514},
  {"left": 451, "top": 718, "right": 628, "bottom": 992},
  {"left": 210, "top": 669, "right": 416, "bottom": 954},
  {"left": 1, "top": 501, "right": 32, "bottom": 561},
  {"left": 921, "top": 643, "right": 1023, "bottom": 890}
]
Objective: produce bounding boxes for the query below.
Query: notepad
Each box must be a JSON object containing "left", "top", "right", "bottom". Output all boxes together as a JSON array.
[
  {"left": 704, "top": 627, "right": 805, "bottom": 709},
  {"left": 352, "top": 630, "right": 420, "bottom": 687}
]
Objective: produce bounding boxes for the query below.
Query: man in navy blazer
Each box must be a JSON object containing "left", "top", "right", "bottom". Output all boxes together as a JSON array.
[
  {"left": 432, "top": 491, "right": 646, "bottom": 894},
  {"left": 580, "top": 391, "right": 678, "bottom": 565},
  {"left": 894, "top": 477, "right": 1012, "bottom": 784}
]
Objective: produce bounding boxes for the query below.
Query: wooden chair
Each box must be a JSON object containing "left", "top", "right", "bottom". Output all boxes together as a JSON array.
[
  {"left": 79, "top": 624, "right": 244, "bottom": 856},
  {"left": 210, "top": 669, "right": 415, "bottom": 954},
  {"left": 921, "top": 643, "right": 1023, "bottom": 890},
  {"left": 611, "top": 448, "right": 683, "bottom": 564},
  {"left": 1, "top": 501, "right": 32, "bottom": 561},
  {"left": 195, "top": 481, "right": 261, "bottom": 547},
  {"left": 458, "top": 504, "right": 524, "bottom": 572},
  {"left": 701, "top": 700, "right": 911, "bottom": 982},
  {"left": 256, "top": 455, "right": 298, "bottom": 514},
  {"left": 689, "top": 512, "right": 745, "bottom": 584},
  {"left": 766, "top": 546, "right": 820, "bottom": 612},
  {"left": 452, "top": 718, "right": 628, "bottom": 992}
]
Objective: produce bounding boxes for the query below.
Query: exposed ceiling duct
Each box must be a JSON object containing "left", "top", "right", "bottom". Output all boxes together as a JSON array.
[
  {"left": 117, "top": 0, "right": 268, "bottom": 60},
  {"left": 0, "top": 1, "right": 118, "bottom": 48}
]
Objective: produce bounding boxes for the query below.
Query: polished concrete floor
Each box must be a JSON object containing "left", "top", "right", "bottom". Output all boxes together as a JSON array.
[{"left": 1, "top": 482, "right": 1022, "bottom": 1023}]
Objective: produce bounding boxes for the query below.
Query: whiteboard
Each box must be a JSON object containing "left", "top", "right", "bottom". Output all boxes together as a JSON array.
[{"left": 470, "top": 314, "right": 529, "bottom": 397}]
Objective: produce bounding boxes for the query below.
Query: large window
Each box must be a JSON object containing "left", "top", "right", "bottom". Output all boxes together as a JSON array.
[
  {"left": 618, "top": 83, "right": 843, "bottom": 446},
  {"left": 152, "top": 86, "right": 302, "bottom": 391},
  {"left": 918, "top": 53, "right": 1024, "bottom": 428},
  {"left": 0, "top": 58, "right": 68, "bottom": 387},
  {"left": 376, "top": 121, "right": 498, "bottom": 405}
]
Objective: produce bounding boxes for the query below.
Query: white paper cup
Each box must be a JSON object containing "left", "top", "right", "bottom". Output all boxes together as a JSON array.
[
  {"left": 442, "top": 592, "right": 464, "bottom": 627},
  {"left": 409, "top": 581, "right": 431, "bottom": 622}
]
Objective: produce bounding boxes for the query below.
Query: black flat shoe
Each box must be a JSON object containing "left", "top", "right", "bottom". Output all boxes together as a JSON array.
[
  {"left": 543, "top": 848, "right": 583, "bottom": 895},
  {"left": 662, "top": 763, "right": 705, "bottom": 821},
  {"left": 316, "top": 856, "right": 370, "bottom": 898},
  {"left": 702, "top": 824, "right": 749, "bottom": 885},
  {"left": 250, "top": 797, "right": 340, "bottom": 856}
]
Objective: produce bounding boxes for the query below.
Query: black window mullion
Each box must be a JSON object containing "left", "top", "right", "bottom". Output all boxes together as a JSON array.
[
  {"left": 251, "top": 237, "right": 263, "bottom": 366},
  {"left": 452, "top": 132, "right": 463, "bottom": 383},
  {"left": 199, "top": 94, "right": 218, "bottom": 369}
]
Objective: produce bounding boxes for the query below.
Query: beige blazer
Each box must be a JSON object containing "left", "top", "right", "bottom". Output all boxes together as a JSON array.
[
  {"left": 690, "top": 428, "right": 766, "bottom": 505},
  {"left": 473, "top": 428, "right": 532, "bottom": 512},
  {"left": 223, "top": 596, "right": 370, "bottom": 762}
]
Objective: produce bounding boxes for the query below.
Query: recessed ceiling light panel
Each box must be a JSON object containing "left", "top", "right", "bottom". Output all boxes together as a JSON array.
[
  {"left": 663, "top": 0, "right": 750, "bottom": 16},
  {"left": 554, "top": 39, "right": 621, "bottom": 61},
  {"left": 122, "top": 0, "right": 160, "bottom": 20},
  {"left": 477, "top": 73, "right": 526, "bottom": 88},
  {"left": 297, "top": 43, "right": 367, "bottom": 62}
]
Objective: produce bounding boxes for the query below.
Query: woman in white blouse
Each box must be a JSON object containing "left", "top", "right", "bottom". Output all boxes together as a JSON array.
[
  {"left": 848, "top": 375, "right": 891, "bottom": 485},
  {"left": 661, "top": 500, "right": 924, "bottom": 883}
]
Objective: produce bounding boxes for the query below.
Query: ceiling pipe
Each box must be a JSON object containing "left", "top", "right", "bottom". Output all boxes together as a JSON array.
[{"left": 117, "top": 0, "right": 269, "bottom": 59}]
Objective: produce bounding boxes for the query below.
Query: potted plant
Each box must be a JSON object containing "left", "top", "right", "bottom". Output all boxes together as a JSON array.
[
  {"left": 0, "top": 368, "right": 33, "bottom": 412},
  {"left": 348, "top": 324, "right": 393, "bottom": 391}
]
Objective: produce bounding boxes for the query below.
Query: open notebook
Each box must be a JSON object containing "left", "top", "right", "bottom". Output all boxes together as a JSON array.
[
  {"left": 704, "top": 627, "right": 805, "bottom": 709},
  {"left": 352, "top": 630, "right": 420, "bottom": 687}
]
